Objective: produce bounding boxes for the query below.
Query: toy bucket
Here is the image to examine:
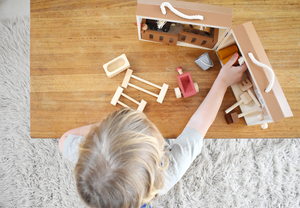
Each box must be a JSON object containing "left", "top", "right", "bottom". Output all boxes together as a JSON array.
[{"left": 195, "top": 52, "right": 214, "bottom": 70}]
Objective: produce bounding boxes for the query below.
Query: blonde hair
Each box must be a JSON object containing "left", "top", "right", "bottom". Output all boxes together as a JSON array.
[{"left": 74, "top": 108, "right": 168, "bottom": 208}]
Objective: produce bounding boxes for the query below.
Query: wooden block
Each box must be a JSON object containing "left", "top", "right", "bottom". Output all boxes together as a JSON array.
[
  {"left": 137, "top": 100, "right": 147, "bottom": 112},
  {"left": 174, "top": 87, "right": 182, "bottom": 98},
  {"left": 225, "top": 113, "right": 233, "bottom": 124},
  {"left": 157, "top": 83, "right": 169, "bottom": 103},
  {"left": 217, "top": 44, "right": 239, "bottom": 60},
  {"left": 103, "top": 54, "right": 130, "bottom": 78},
  {"left": 194, "top": 82, "right": 199, "bottom": 93},
  {"left": 111, "top": 86, "right": 123, "bottom": 105},
  {"left": 231, "top": 112, "right": 239, "bottom": 123},
  {"left": 121, "top": 69, "right": 133, "bottom": 88},
  {"left": 221, "top": 53, "right": 240, "bottom": 65}
]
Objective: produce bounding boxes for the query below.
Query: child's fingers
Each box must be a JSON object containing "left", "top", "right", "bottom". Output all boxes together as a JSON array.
[
  {"left": 236, "top": 63, "right": 248, "bottom": 73},
  {"left": 224, "top": 53, "right": 239, "bottom": 68}
]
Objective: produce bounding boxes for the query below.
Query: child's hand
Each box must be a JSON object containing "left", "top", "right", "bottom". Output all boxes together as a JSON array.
[{"left": 217, "top": 53, "right": 248, "bottom": 88}]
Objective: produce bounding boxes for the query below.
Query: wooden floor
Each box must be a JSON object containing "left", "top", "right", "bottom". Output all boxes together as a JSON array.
[{"left": 30, "top": 0, "right": 300, "bottom": 138}]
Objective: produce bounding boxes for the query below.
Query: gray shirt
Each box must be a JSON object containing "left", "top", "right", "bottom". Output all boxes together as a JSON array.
[{"left": 62, "top": 127, "right": 203, "bottom": 195}]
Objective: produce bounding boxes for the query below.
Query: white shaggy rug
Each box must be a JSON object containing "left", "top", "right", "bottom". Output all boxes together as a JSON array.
[{"left": 1, "top": 17, "right": 300, "bottom": 208}]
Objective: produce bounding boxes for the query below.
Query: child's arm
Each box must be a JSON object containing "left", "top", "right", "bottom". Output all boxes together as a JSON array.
[
  {"left": 58, "top": 124, "right": 95, "bottom": 153},
  {"left": 186, "top": 53, "right": 247, "bottom": 137}
]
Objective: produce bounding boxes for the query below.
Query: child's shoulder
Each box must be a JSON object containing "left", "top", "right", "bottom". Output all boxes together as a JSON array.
[{"left": 61, "top": 134, "right": 84, "bottom": 163}]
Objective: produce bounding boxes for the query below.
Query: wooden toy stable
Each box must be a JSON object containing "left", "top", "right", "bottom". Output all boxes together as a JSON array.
[{"left": 136, "top": 0, "right": 293, "bottom": 127}]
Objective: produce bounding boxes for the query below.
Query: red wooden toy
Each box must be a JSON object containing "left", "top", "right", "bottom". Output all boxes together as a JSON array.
[{"left": 175, "top": 67, "right": 199, "bottom": 98}]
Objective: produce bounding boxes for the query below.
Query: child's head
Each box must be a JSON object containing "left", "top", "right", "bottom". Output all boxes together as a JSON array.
[{"left": 74, "top": 108, "right": 168, "bottom": 208}]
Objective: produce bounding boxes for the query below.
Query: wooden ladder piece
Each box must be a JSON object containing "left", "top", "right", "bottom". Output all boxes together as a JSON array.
[
  {"left": 238, "top": 78, "right": 261, "bottom": 107},
  {"left": 121, "top": 69, "right": 169, "bottom": 104},
  {"left": 238, "top": 78, "right": 252, "bottom": 91},
  {"left": 111, "top": 86, "right": 147, "bottom": 112}
]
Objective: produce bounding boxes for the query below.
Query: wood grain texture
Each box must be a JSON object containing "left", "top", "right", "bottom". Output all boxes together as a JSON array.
[{"left": 31, "top": 0, "right": 300, "bottom": 138}]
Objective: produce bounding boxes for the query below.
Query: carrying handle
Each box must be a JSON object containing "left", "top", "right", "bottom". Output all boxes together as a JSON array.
[
  {"left": 248, "top": 52, "right": 275, "bottom": 93},
  {"left": 160, "top": 2, "right": 204, "bottom": 20},
  {"left": 199, "top": 59, "right": 214, "bottom": 67}
]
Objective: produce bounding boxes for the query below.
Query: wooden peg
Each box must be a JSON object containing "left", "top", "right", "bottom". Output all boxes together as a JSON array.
[
  {"left": 226, "top": 109, "right": 259, "bottom": 124},
  {"left": 111, "top": 86, "right": 147, "bottom": 112},
  {"left": 238, "top": 56, "right": 245, "bottom": 65},
  {"left": 247, "top": 88, "right": 261, "bottom": 107},
  {"left": 225, "top": 91, "right": 253, "bottom": 114},
  {"left": 121, "top": 69, "right": 169, "bottom": 104}
]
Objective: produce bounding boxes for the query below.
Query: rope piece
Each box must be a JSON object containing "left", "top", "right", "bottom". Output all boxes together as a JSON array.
[
  {"left": 160, "top": 2, "right": 204, "bottom": 20},
  {"left": 199, "top": 59, "right": 213, "bottom": 67},
  {"left": 248, "top": 52, "right": 275, "bottom": 93}
]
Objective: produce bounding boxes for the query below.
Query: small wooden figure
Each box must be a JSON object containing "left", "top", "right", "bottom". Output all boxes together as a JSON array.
[
  {"left": 174, "top": 67, "right": 199, "bottom": 98},
  {"left": 225, "top": 91, "right": 253, "bottom": 114},
  {"left": 111, "top": 86, "right": 147, "bottom": 112},
  {"left": 103, "top": 54, "right": 130, "bottom": 78},
  {"left": 121, "top": 69, "right": 169, "bottom": 104},
  {"left": 135, "top": 22, "right": 148, "bottom": 31}
]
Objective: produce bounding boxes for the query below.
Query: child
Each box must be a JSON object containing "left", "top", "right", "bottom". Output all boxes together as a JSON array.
[{"left": 59, "top": 53, "right": 247, "bottom": 208}]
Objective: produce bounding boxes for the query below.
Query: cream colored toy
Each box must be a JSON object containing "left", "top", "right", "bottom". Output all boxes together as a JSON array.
[
  {"left": 111, "top": 86, "right": 147, "bottom": 112},
  {"left": 121, "top": 69, "right": 169, "bottom": 104},
  {"left": 103, "top": 54, "right": 130, "bottom": 78}
]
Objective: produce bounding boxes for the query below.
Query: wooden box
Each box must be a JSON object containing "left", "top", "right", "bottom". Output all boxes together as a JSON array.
[
  {"left": 136, "top": 0, "right": 232, "bottom": 49},
  {"left": 136, "top": 0, "right": 293, "bottom": 126}
]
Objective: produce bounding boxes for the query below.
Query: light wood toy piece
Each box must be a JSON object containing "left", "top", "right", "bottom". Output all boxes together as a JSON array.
[
  {"left": 103, "top": 54, "right": 130, "bottom": 78},
  {"left": 225, "top": 91, "right": 253, "bottom": 114},
  {"left": 226, "top": 109, "right": 259, "bottom": 124},
  {"left": 238, "top": 56, "right": 245, "bottom": 65},
  {"left": 111, "top": 86, "right": 147, "bottom": 112},
  {"left": 238, "top": 78, "right": 261, "bottom": 107},
  {"left": 121, "top": 69, "right": 169, "bottom": 104},
  {"left": 261, "top": 123, "right": 268, "bottom": 129},
  {"left": 175, "top": 67, "right": 199, "bottom": 99}
]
